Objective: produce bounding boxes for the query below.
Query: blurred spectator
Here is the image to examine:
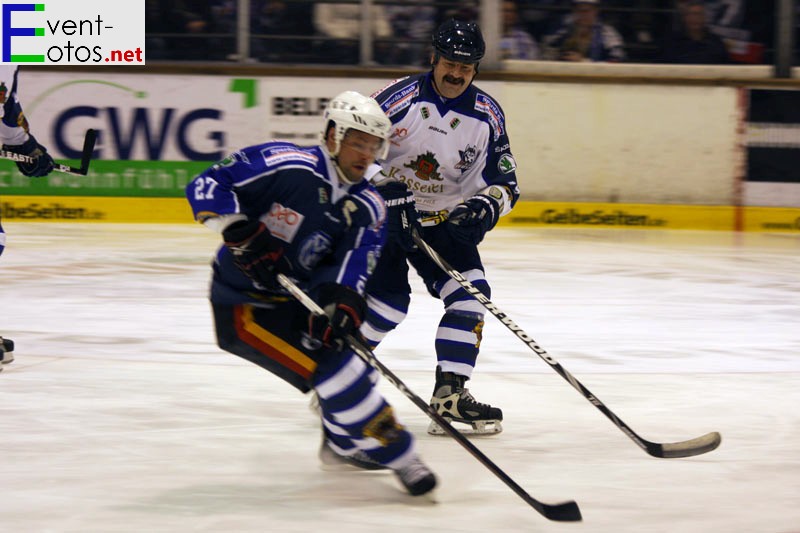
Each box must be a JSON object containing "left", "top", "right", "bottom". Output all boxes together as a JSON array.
[
  {"left": 660, "top": 0, "right": 730, "bottom": 64},
  {"left": 384, "top": 5, "right": 437, "bottom": 66},
  {"left": 252, "top": 0, "right": 315, "bottom": 62},
  {"left": 166, "top": 0, "right": 217, "bottom": 60},
  {"left": 610, "top": 0, "right": 666, "bottom": 62},
  {"left": 146, "top": 0, "right": 169, "bottom": 59},
  {"left": 541, "top": 0, "right": 626, "bottom": 62},
  {"left": 516, "top": 0, "right": 564, "bottom": 42},
  {"left": 500, "top": 0, "right": 540, "bottom": 60},
  {"left": 439, "top": 1, "right": 479, "bottom": 24},
  {"left": 313, "top": 2, "right": 393, "bottom": 64}
]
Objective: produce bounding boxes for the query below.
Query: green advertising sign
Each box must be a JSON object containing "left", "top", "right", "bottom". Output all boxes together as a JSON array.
[{"left": 0, "top": 160, "right": 211, "bottom": 197}]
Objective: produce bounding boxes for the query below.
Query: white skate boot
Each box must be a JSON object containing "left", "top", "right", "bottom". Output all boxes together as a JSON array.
[{"left": 394, "top": 455, "right": 437, "bottom": 496}]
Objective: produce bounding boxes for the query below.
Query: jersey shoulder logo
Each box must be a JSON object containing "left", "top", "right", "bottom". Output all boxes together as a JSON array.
[
  {"left": 474, "top": 94, "right": 505, "bottom": 141},
  {"left": 213, "top": 150, "right": 250, "bottom": 170},
  {"left": 404, "top": 152, "right": 443, "bottom": 181},
  {"left": 498, "top": 153, "right": 517, "bottom": 174},
  {"left": 382, "top": 82, "right": 419, "bottom": 118}
]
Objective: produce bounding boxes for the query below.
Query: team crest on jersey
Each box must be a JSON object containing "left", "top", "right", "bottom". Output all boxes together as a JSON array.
[
  {"left": 404, "top": 152, "right": 442, "bottom": 181},
  {"left": 455, "top": 144, "right": 479, "bottom": 173},
  {"left": 450, "top": 117, "right": 460, "bottom": 130},
  {"left": 498, "top": 153, "right": 517, "bottom": 174},
  {"left": 298, "top": 232, "right": 333, "bottom": 272},
  {"left": 420, "top": 106, "right": 430, "bottom": 119}
]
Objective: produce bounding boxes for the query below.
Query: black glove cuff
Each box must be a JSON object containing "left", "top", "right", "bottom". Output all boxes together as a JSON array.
[
  {"left": 222, "top": 219, "right": 263, "bottom": 246},
  {"left": 317, "top": 283, "right": 367, "bottom": 322}
]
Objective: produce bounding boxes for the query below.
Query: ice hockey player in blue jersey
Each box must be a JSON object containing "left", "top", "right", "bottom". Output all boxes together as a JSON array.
[
  {"left": 186, "top": 91, "right": 436, "bottom": 496},
  {"left": 0, "top": 65, "right": 56, "bottom": 372},
  {"left": 363, "top": 20, "right": 521, "bottom": 435}
]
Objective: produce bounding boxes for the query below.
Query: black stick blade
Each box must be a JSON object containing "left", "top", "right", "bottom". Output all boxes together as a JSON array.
[
  {"left": 649, "top": 431, "right": 722, "bottom": 458},
  {"left": 540, "top": 499, "right": 582, "bottom": 522}
]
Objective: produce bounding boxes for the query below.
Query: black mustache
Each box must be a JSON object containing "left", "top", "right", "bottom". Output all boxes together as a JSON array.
[{"left": 443, "top": 76, "right": 464, "bottom": 85}]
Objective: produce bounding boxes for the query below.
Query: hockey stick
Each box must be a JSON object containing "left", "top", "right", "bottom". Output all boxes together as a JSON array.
[
  {"left": 276, "top": 273, "right": 581, "bottom": 523},
  {"left": 412, "top": 230, "right": 721, "bottom": 459},
  {"left": 0, "top": 129, "right": 97, "bottom": 176}
]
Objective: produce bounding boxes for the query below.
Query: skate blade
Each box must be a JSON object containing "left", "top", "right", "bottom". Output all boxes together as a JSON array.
[{"left": 427, "top": 419, "right": 503, "bottom": 436}]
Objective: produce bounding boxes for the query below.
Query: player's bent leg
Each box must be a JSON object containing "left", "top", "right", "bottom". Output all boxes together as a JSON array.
[
  {"left": 429, "top": 278, "right": 503, "bottom": 435},
  {"left": 313, "top": 351, "right": 437, "bottom": 496},
  {"left": 360, "top": 293, "right": 409, "bottom": 349}
]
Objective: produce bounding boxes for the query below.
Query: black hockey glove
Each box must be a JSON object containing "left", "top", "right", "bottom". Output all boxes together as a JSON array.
[
  {"left": 446, "top": 193, "right": 502, "bottom": 246},
  {"left": 321, "top": 194, "right": 378, "bottom": 240},
  {"left": 3, "top": 135, "right": 55, "bottom": 177},
  {"left": 308, "top": 283, "right": 367, "bottom": 351},
  {"left": 376, "top": 181, "right": 420, "bottom": 252},
  {"left": 222, "top": 219, "right": 290, "bottom": 289}
]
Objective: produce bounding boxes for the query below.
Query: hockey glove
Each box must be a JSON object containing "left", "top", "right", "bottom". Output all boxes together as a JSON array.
[
  {"left": 376, "top": 181, "right": 420, "bottom": 252},
  {"left": 3, "top": 135, "right": 55, "bottom": 178},
  {"left": 222, "top": 219, "right": 290, "bottom": 289},
  {"left": 446, "top": 193, "right": 502, "bottom": 246},
  {"left": 320, "top": 192, "right": 380, "bottom": 242},
  {"left": 308, "top": 283, "right": 367, "bottom": 351}
]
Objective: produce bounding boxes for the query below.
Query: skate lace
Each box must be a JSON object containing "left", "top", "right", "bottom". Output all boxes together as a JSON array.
[{"left": 459, "top": 387, "right": 491, "bottom": 409}]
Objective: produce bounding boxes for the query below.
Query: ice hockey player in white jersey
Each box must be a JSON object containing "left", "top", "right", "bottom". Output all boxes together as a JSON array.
[
  {"left": 186, "top": 91, "right": 436, "bottom": 496},
  {"left": 363, "top": 20, "right": 520, "bottom": 435},
  {"left": 0, "top": 65, "right": 55, "bottom": 371}
]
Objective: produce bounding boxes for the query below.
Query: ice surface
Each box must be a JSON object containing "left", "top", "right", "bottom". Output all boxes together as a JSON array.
[{"left": 1, "top": 223, "right": 798, "bottom": 532}]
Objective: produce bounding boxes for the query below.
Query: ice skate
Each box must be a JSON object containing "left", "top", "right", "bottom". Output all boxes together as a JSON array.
[
  {"left": 0, "top": 337, "right": 14, "bottom": 370},
  {"left": 318, "top": 436, "right": 388, "bottom": 471},
  {"left": 428, "top": 366, "right": 503, "bottom": 435},
  {"left": 308, "top": 391, "right": 321, "bottom": 415},
  {"left": 394, "top": 455, "right": 437, "bottom": 496}
]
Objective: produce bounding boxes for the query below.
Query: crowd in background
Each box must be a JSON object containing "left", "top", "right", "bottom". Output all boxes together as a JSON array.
[{"left": 145, "top": 0, "right": 785, "bottom": 66}]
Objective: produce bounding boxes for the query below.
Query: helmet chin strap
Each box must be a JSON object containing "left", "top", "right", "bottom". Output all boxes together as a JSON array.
[
  {"left": 334, "top": 159, "right": 358, "bottom": 185},
  {"left": 324, "top": 143, "right": 359, "bottom": 185}
]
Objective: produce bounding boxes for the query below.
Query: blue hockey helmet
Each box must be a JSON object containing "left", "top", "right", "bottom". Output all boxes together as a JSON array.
[{"left": 432, "top": 19, "right": 485, "bottom": 64}]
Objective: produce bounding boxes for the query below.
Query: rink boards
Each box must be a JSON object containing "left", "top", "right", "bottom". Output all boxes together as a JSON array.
[{"left": 2, "top": 194, "right": 799, "bottom": 232}]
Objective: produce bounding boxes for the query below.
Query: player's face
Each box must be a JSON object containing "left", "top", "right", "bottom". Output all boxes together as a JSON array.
[
  {"left": 332, "top": 129, "right": 384, "bottom": 183},
  {"left": 432, "top": 58, "right": 477, "bottom": 99}
]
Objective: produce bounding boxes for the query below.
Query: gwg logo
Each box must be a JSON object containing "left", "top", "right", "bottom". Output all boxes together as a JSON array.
[{"left": 0, "top": 0, "right": 144, "bottom": 65}]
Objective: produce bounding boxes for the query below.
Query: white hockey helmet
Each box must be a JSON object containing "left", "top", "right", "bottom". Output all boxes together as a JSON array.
[{"left": 321, "top": 91, "right": 392, "bottom": 160}]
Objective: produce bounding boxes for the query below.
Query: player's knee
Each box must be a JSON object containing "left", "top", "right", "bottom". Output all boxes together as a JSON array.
[{"left": 363, "top": 294, "right": 408, "bottom": 333}]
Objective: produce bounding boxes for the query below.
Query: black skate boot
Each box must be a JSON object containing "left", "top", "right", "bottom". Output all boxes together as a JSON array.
[
  {"left": 428, "top": 366, "right": 503, "bottom": 435},
  {"left": 0, "top": 337, "right": 14, "bottom": 370},
  {"left": 394, "top": 455, "right": 437, "bottom": 496},
  {"left": 318, "top": 436, "right": 388, "bottom": 471}
]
